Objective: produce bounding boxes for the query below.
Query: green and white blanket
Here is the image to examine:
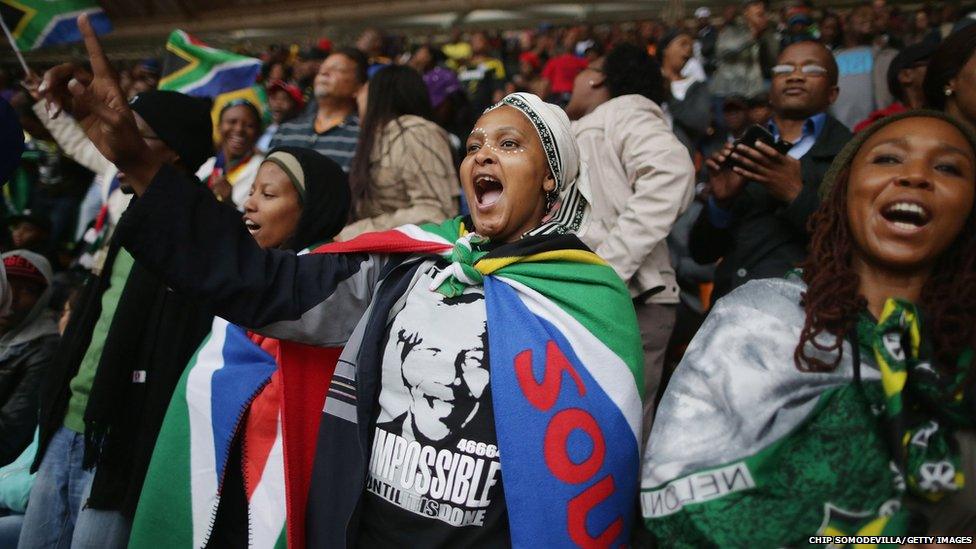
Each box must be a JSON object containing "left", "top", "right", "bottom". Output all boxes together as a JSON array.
[{"left": 641, "top": 276, "right": 974, "bottom": 546}]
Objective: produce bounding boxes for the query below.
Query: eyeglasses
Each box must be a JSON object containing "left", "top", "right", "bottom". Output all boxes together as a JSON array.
[{"left": 771, "top": 64, "right": 829, "bottom": 77}]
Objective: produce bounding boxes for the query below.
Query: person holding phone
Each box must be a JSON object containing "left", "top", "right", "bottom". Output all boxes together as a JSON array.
[{"left": 690, "top": 40, "right": 853, "bottom": 300}]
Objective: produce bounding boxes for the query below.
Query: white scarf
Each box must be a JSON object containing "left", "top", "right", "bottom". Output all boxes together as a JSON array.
[{"left": 486, "top": 92, "right": 592, "bottom": 236}]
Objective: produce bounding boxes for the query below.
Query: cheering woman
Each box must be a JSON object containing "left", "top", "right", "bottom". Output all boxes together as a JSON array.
[{"left": 642, "top": 111, "right": 976, "bottom": 543}]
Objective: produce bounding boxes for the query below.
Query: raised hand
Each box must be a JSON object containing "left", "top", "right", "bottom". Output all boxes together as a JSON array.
[{"left": 37, "top": 14, "right": 160, "bottom": 193}]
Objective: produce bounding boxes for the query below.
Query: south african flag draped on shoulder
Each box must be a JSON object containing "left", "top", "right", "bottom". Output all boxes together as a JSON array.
[
  {"left": 130, "top": 316, "right": 341, "bottom": 549},
  {"left": 641, "top": 277, "right": 974, "bottom": 547},
  {"left": 132, "top": 217, "right": 643, "bottom": 548},
  {"left": 316, "top": 217, "right": 644, "bottom": 548}
]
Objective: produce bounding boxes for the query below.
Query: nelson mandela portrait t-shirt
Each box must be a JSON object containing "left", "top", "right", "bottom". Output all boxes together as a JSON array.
[{"left": 358, "top": 264, "right": 509, "bottom": 547}]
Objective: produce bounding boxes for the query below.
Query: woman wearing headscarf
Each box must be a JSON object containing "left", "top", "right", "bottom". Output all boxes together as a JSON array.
[
  {"left": 40, "top": 24, "right": 644, "bottom": 547},
  {"left": 341, "top": 65, "right": 459, "bottom": 241},
  {"left": 130, "top": 147, "right": 350, "bottom": 548},
  {"left": 0, "top": 251, "right": 58, "bottom": 467},
  {"left": 641, "top": 111, "right": 976, "bottom": 544},
  {"left": 196, "top": 99, "right": 265, "bottom": 210}
]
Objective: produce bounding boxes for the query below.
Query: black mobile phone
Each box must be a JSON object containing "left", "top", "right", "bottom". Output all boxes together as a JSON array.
[{"left": 723, "top": 124, "right": 793, "bottom": 168}]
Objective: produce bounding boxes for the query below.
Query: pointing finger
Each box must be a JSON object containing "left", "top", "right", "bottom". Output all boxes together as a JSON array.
[{"left": 77, "top": 14, "right": 112, "bottom": 79}]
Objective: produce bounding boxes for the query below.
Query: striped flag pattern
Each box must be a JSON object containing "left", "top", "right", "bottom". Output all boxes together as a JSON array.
[
  {"left": 159, "top": 29, "right": 261, "bottom": 98},
  {"left": 0, "top": 0, "right": 111, "bottom": 50},
  {"left": 129, "top": 318, "right": 287, "bottom": 548}
]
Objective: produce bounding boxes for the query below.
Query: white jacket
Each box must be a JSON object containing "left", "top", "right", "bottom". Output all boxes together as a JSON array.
[{"left": 574, "top": 95, "right": 695, "bottom": 304}]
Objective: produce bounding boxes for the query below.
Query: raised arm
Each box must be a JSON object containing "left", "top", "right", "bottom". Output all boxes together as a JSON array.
[
  {"left": 40, "top": 15, "right": 381, "bottom": 346},
  {"left": 116, "top": 163, "right": 383, "bottom": 345}
]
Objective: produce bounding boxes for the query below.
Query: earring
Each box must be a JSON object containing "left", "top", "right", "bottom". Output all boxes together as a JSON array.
[
  {"left": 588, "top": 80, "right": 594, "bottom": 86},
  {"left": 544, "top": 190, "right": 558, "bottom": 212},
  {"left": 945, "top": 86, "right": 954, "bottom": 97}
]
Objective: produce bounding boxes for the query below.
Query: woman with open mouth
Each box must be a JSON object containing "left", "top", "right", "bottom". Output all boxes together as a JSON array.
[
  {"left": 642, "top": 111, "right": 976, "bottom": 544},
  {"left": 131, "top": 147, "right": 351, "bottom": 548},
  {"left": 197, "top": 99, "right": 265, "bottom": 210},
  {"left": 40, "top": 18, "right": 644, "bottom": 548}
]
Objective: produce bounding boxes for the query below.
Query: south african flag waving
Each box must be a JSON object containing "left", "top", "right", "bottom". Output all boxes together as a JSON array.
[{"left": 0, "top": 0, "right": 111, "bottom": 50}]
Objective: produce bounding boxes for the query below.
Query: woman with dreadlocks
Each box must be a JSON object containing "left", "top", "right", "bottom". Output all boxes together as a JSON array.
[{"left": 641, "top": 110, "right": 976, "bottom": 545}]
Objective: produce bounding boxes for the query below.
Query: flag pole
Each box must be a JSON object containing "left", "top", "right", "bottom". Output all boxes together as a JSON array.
[{"left": 0, "top": 14, "right": 29, "bottom": 76}]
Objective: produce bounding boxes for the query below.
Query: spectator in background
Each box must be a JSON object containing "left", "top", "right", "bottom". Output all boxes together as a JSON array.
[
  {"left": 854, "top": 41, "right": 936, "bottom": 131},
  {"left": 10, "top": 91, "right": 92, "bottom": 249},
  {"left": 781, "top": 12, "right": 817, "bottom": 48},
  {"left": 831, "top": 4, "right": 897, "bottom": 129},
  {"left": 703, "top": 95, "right": 753, "bottom": 156},
  {"left": 905, "top": 8, "right": 942, "bottom": 46},
  {"left": 659, "top": 29, "right": 712, "bottom": 153},
  {"left": 691, "top": 41, "right": 852, "bottom": 300},
  {"left": 457, "top": 31, "right": 506, "bottom": 112},
  {"left": 356, "top": 28, "right": 392, "bottom": 78},
  {"left": 0, "top": 251, "right": 58, "bottom": 468},
  {"left": 819, "top": 11, "right": 844, "bottom": 50},
  {"left": 695, "top": 7, "right": 719, "bottom": 73},
  {"left": 341, "top": 66, "right": 458, "bottom": 240},
  {"left": 441, "top": 29, "right": 472, "bottom": 69},
  {"left": 413, "top": 46, "right": 471, "bottom": 149},
  {"left": 924, "top": 24, "right": 976, "bottom": 128},
  {"left": 541, "top": 33, "right": 589, "bottom": 105},
  {"left": 197, "top": 100, "right": 265, "bottom": 209},
  {"left": 262, "top": 60, "right": 291, "bottom": 83},
  {"left": 568, "top": 42, "right": 695, "bottom": 441},
  {"left": 293, "top": 44, "right": 328, "bottom": 106},
  {"left": 747, "top": 91, "right": 773, "bottom": 124},
  {"left": 269, "top": 47, "right": 366, "bottom": 172},
  {"left": 257, "top": 79, "right": 304, "bottom": 153},
  {"left": 712, "top": 0, "right": 778, "bottom": 101},
  {"left": 509, "top": 51, "right": 548, "bottom": 97},
  {"left": 130, "top": 59, "right": 160, "bottom": 95},
  {"left": 7, "top": 213, "right": 51, "bottom": 257}
]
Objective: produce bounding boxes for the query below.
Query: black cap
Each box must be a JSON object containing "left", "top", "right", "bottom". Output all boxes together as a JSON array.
[
  {"left": 129, "top": 91, "right": 214, "bottom": 174},
  {"left": 887, "top": 41, "right": 938, "bottom": 101}
]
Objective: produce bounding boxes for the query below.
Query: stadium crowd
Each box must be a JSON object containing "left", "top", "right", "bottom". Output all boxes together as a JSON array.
[{"left": 0, "top": 0, "right": 972, "bottom": 546}]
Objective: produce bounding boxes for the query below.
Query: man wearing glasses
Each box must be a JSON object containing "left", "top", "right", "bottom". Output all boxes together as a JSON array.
[{"left": 690, "top": 41, "right": 853, "bottom": 300}]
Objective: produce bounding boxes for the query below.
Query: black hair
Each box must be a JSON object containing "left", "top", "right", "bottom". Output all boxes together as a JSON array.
[
  {"left": 348, "top": 65, "right": 434, "bottom": 217},
  {"left": 218, "top": 99, "right": 262, "bottom": 127},
  {"left": 924, "top": 24, "right": 976, "bottom": 110},
  {"left": 332, "top": 46, "right": 369, "bottom": 84},
  {"left": 261, "top": 60, "right": 292, "bottom": 82},
  {"left": 602, "top": 42, "right": 667, "bottom": 105}
]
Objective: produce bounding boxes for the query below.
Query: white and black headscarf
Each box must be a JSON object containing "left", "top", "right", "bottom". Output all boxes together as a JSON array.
[{"left": 485, "top": 93, "right": 591, "bottom": 236}]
